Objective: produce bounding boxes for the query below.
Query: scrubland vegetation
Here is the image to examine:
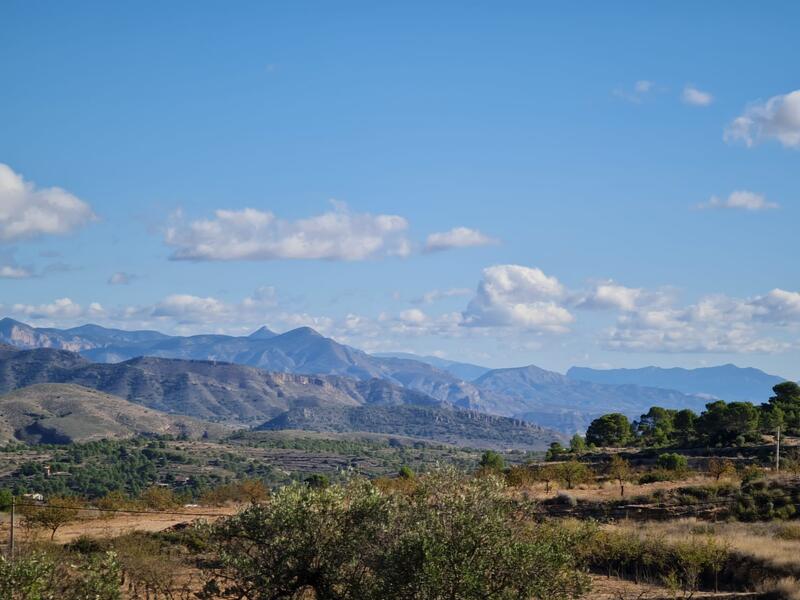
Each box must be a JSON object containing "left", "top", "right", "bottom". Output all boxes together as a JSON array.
[{"left": 5, "top": 381, "right": 800, "bottom": 598}]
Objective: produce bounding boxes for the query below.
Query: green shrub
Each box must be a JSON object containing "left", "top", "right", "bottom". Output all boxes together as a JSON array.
[
  {"left": 205, "top": 470, "right": 591, "bottom": 600},
  {"left": 657, "top": 453, "right": 688, "bottom": 472}
]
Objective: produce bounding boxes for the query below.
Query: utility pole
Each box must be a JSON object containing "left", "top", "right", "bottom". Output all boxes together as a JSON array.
[
  {"left": 8, "top": 497, "right": 14, "bottom": 559},
  {"left": 776, "top": 426, "right": 781, "bottom": 473}
]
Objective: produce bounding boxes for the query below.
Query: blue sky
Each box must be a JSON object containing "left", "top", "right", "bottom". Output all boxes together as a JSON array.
[{"left": 2, "top": 1, "right": 799, "bottom": 377}]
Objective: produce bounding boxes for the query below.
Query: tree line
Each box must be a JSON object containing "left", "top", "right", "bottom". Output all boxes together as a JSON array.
[{"left": 584, "top": 382, "right": 800, "bottom": 448}]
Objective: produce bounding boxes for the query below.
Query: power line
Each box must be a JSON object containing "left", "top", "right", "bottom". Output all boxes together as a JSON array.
[{"left": 10, "top": 502, "right": 238, "bottom": 518}]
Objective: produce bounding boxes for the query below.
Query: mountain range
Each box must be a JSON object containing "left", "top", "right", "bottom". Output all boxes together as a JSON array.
[
  {"left": 0, "top": 344, "right": 557, "bottom": 449},
  {"left": 567, "top": 364, "right": 786, "bottom": 403},
  {"left": 0, "top": 318, "right": 791, "bottom": 436}
]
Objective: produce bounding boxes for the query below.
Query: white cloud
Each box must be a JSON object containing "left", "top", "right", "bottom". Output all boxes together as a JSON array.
[
  {"left": 413, "top": 288, "right": 472, "bottom": 305},
  {"left": 602, "top": 292, "right": 795, "bottom": 354},
  {"left": 0, "top": 163, "right": 96, "bottom": 242},
  {"left": 0, "top": 265, "right": 32, "bottom": 279},
  {"left": 614, "top": 80, "right": 656, "bottom": 103},
  {"left": 696, "top": 190, "right": 779, "bottom": 211},
  {"left": 682, "top": 85, "right": 713, "bottom": 106},
  {"left": 108, "top": 272, "right": 136, "bottom": 285},
  {"left": 724, "top": 90, "right": 800, "bottom": 148},
  {"left": 423, "top": 227, "right": 497, "bottom": 253},
  {"left": 165, "top": 202, "right": 411, "bottom": 261},
  {"left": 151, "top": 294, "right": 230, "bottom": 323},
  {"left": 574, "top": 282, "right": 647, "bottom": 312},
  {"left": 750, "top": 289, "right": 800, "bottom": 323},
  {"left": 462, "top": 265, "right": 574, "bottom": 331},
  {"left": 399, "top": 308, "right": 427, "bottom": 325},
  {"left": 11, "top": 298, "right": 89, "bottom": 320}
]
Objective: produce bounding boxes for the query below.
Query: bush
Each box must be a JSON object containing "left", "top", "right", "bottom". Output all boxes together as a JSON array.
[
  {"left": 657, "top": 453, "right": 689, "bottom": 472},
  {"left": 138, "top": 486, "right": 179, "bottom": 510},
  {"left": 0, "top": 550, "right": 121, "bottom": 600},
  {"left": 205, "top": 470, "right": 591, "bottom": 600}
]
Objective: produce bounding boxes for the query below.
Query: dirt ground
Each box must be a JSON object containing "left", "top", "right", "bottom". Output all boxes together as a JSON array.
[{"left": 0, "top": 504, "right": 241, "bottom": 544}]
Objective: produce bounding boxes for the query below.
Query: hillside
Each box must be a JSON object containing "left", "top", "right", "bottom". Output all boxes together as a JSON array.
[
  {"left": 0, "top": 383, "right": 224, "bottom": 444},
  {"left": 0, "top": 346, "right": 564, "bottom": 447},
  {"left": 0, "top": 319, "right": 728, "bottom": 434},
  {"left": 567, "top": 363, "right": 788, "bottom": 402},
  {"left": 474, "top": 365, "right": 710, "bottom": 433},
  {"left": 0, "top": 347, "right": 442, "bottom": 423},
  {"left": 258, "top": 404, "right": 558, "bottom": 451},
  {"left": 0, "top": 319, "right": 484, "bottom": 407}
]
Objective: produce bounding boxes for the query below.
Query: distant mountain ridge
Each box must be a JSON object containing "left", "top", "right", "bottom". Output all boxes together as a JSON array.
[
  {"left": 567, "top": 364, "right": 789, "bottom": 403},
  {"left": 0, "top": 345, "right": 560, "bottom": 449},
  {"left": 472, "top": 364, "right": 711, "bottom": 433},
  {"left": 0, "top": 319, "right": 736, "bottom": 434}
]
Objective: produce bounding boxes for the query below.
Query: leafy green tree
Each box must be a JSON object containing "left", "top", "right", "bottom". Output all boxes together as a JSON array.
[
  {"left": 569, "top": 434, "right": 587, "bottom": 454},
  {"left": 0, "top": 489, "right": 12, "bottom": 512},
  {"left": 635, "top": 407, "right": 676, "bottom": 446},
  {"left": 546, "top": 441, "right": 567, "bottom": 461},
  {"left": 557, "top": 459, "right": 592, "bottom": 489},
  {"left": 586, "top": 413, "right": 633, "bottom": 447},
  {"left": 607, "top": 455, "right": 632, "bottom": 497},
  {"left": 673, "top": 409, "right": 698, "bottom": 443},
  {"left": 767, "top": 382, "right": 800, "bottom": 431},
  {"left": 21, "top": 496, "right": 83, "bottom": 541},
  {"left": 478, "top": 450, "right": 505, "bottom": 472},
  {"left": 696, "top": 401, "right": 759, "bottom": 445}
]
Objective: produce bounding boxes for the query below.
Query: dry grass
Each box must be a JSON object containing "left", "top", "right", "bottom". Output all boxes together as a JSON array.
[{"left": 511, "top": 474, "right": 723, "bottom": 503}]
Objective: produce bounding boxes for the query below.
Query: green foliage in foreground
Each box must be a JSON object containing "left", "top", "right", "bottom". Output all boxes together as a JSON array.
[
  {"left": 0, "top": 551, "right": 121, "bottom": 600},
  {"left": 202, "top": 469, "right": 591, "bottom": 600}
]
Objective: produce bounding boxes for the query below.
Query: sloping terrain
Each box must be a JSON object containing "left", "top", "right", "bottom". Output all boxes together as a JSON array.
[
  {"left": 475, "top": 365, "right": 710, "bottom": 433},
  {"left": 258, "top": 404, "right": 558, "bottom": 450},
  {"left": 0, "top": 320, "right": 714, "bottom": 435},
  {"left": 0, "top": 346, "right": 562, "bottom": 448},
  {"left": 567, "top": 363, "right": 788, "bottom": 403},
  {"left": 0, "top": 347, "right": 444, "bottom": 423},
  {"left": 0, "top": 383, "right": 224, "bottom": 443}
]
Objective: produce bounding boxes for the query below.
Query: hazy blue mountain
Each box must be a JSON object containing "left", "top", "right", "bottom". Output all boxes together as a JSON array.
[
  {"left": 0, "top": 345, "right": 561, "bottom": 449},
  {"left": 0, "top": 318, "right": 737, "bottom": 435},
  {"left": 0, "top": 320, "right": 485, "bottom": 408},
  {"left": 567, "top": 364, "right": 788, "bottom": 403},
  {"left": 474, "top": 365, "right": 710, "bottom": 434},
  {"left": 373, "top": 352, "right": 491, "bottom": 381}
]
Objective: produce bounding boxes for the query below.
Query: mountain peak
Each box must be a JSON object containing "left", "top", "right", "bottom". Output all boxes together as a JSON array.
[
  {"left": 280, "top": 326, "right": 324, "bottom": 339},
  {"left": 248, "top": 325, "right": 277, "bottom": 339}
]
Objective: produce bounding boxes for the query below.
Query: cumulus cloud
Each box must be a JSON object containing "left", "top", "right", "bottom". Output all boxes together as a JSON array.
[
  {"left": 696, "top": 190, "right": 779, "bottom": 211},
  {"left": 108, "top": 272, "right": 136, "bottom": 285},
  {"left": 462, "top": 265, "right": 574, "bottom": 331},
  {"left": 573, "top": 282, "right": 648, "bottom": 312},
  {"left": 725, "top": 90, "right": 800, "bottom": 148},
  {"left": 0, "top": 163, "right": 96, "bottom": 242},
  {"left": 750, "top": 289, "right": 800, "bottom": 323},
  {"left": 9, "top": 298, "right": 104, "bottom": 321},
  {"left": 682, "top": 85, "right": 713, "bottom": 106},
  {"left": 602, "top": 291, "right": 798, "bottom": 354},
  {"left": 0, "top": 265, "right": 32, "bottom": 279},
  {"left": 423, "top": 227, "right": 497, "bottom": 253},
  {"left": 165, "top": 202, "right": 411, "bottom": 261}
]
